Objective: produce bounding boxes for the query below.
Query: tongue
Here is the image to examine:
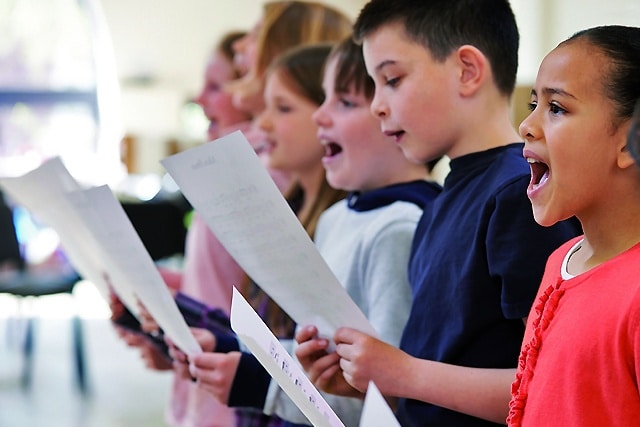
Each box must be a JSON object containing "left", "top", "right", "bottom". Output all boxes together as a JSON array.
[
  {"left": 538, "top": 169, "right": 549, "bottom": 186},
  {"left": 531, "top": 163, "right": 549, "bottom": 187}
]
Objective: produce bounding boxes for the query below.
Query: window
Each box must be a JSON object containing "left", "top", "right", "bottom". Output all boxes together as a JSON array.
[{"left": 0, "top": 0, "right": 123, "bottom": 185}]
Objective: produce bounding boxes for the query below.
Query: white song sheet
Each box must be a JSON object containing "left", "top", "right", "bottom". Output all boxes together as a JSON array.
[
  {"left": 161, "top": 131, "right": 377, "bottom": 341},
  {"left": 0, "top": 158, "right": 115, "bottom": 303},
  {"left": 1, "top": 161, "right": 200, "bottom": 355},
  {"left": 64, "top": 185, "right": 201, "bottom": 355},
  {"left": 231, "top": 287, "right": 345, "bottom": 427},
  {"left": 359, "top": 382, "right": 401, "bottom": 427}
]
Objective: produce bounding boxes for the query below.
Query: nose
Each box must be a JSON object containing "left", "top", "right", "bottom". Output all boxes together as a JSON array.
[
  {"left": 312, "top": 102, "right": 330, "bottom": 127},
  {"left": 370, "top": 89, "right": 388, "bottom": 119},
  {"left": 256, "top": 110, "right": 271, "bottom": 132},
  {"left": 195, "top": 88, "right": 206, "bottom": 107},
  {"left": 519, "top": 111, "right": 538, "bottom": 142}
]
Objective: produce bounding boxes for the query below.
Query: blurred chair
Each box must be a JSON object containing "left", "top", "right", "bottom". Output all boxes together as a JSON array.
[
  {"left": 0, "top": 191, "right": 87, "bottom": 394},
  {"left": 121, "top": 192, "right": 189, "bottom": 261}
]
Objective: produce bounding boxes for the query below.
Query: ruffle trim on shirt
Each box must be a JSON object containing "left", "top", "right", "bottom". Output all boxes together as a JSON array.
[{"left": 507, "top": 279, "right": 565, "bottom": 426}]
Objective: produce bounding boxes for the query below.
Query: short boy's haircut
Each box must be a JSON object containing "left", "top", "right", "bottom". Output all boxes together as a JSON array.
[
  {"left": 353, "top": 0, "right": 519, "bottom": 97},
  {"left": 329, "top": 36, "right": 375, "bottom": 99}
]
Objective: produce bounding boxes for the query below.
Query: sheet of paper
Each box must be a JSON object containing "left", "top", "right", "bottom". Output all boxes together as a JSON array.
[
  {"left": 1, "top": 160, "right": 200, "bottom": 354},
  {"left": 359, "top": 382, "right": 400, "bottom": 427},
  {"left": 230, "top": 287, "right": 345, "bottom": 427},
  {"left": 64, "top": 185, "right": 201, "bottom": 355},
  {"left": 161, "top": 131, "right": 377, "bottom": 340},
  {"left": 0, "top": 158, "right": 113, "bottom": 302}
]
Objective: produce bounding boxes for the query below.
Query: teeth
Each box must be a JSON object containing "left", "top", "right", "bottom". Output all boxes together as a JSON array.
[{"left": 526, "top": 158, "right": 538, "bottom": 164}]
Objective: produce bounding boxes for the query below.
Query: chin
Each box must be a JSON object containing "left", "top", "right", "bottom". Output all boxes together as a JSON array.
[
  {"left": 327, "top": 173, "right": 349, "bottom": 190},
  {"left": 532, "top": 209, "right": 560, "bottom": 228},
  {"left": 399, "top": 147, "right": 423, "bottom": 164}
]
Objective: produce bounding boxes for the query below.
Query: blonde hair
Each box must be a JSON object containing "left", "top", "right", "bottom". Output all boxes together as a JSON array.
[
  {"left": 255, "top": 1, "right": 352, "bottom": 77},
  {"left": 230, "top": 1, "right": 352, "bottom": 114}
]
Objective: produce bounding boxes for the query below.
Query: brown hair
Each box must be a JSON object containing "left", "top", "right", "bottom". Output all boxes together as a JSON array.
[
  {"left": 242, "top": 44, "right": 347, "bottom": 337},
  {"left": 267, "top": 43, "right": 347, "bottom": 237},
  {"left": 327, "top": 35, "right": 375, "bottom": 100},
  {"left": 215, "top": 31, "right": 246, "bottom": 78}
]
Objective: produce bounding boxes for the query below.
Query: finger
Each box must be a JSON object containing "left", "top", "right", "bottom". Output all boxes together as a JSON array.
[
  {"left": 334, "top": 326, "right": 359, "bottom": 344},
  {"left": 173, "top": 361, "right": 192, "bottom": 380},
  {"left": 339, "top": 356, "right": 351, "bottom": 375},
  {"left": 191, "top": 352, "right": 223, "bottom": 370},
  {"left": 295, "top": 325, "right": 318, "bottom": 343},
  {"left": 315, "top": 363, "right": 341, "bottom": 388},
  {"left": 169, "top": 347, "right": 188, "bottom": 363},
  {"left": 307, "top": 353, "right": 340, "bottom": 382},
  {"left": 140, "top": 317, "right": 159, "bottom": 334},
  {"left": 295, "top": 338, "right": 330, "bottom": 363},
  {"left": 335, "top": 342, "right": 353, "bottom": 360},
  {"left": 123, "top": 332, "right": 144, "bottom": 347}
]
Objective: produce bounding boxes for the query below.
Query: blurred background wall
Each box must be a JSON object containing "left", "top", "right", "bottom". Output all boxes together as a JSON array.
[
  {"left": 1, "top": 0, "right": 638, "bottom": 177},
  {"left": 99, "top": 0, "right": 639, "bottom": 174}
]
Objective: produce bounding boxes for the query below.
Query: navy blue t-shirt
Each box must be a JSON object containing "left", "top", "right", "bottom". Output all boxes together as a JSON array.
[{"left": 398, "top": 144, "right": 581, "bottom": 427}]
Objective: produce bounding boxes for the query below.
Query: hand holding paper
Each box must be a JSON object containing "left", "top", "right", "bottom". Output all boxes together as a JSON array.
[
  {"left": 65, "top": 185, "right": 201, "bottom": 355},
  {"left": 230, "top": 287, "right": 401, "bottom": 427}
]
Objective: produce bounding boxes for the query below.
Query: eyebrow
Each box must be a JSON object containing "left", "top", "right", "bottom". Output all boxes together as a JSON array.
[
  {"left": 374, "top": 59, "right": 397, "bottom": 74},
  {"left": 531, "top": 88, "right": 577, "bottom": 100}
]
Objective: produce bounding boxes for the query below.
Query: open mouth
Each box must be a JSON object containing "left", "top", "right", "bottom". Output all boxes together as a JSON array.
[
  {"left": 324, "top": 142, "right": 343, "bottom": 158},
  {"left": 527, "top": 158, "right": 550, "bottom": 188}
]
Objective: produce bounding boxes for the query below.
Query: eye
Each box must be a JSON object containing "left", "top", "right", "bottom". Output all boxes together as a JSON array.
[
  {"left": 338, "top": 97, "right": 357, "bottom": 108},
  {"left": 526, "top": 101, "right": 537, "bottom": 112},
  {"left": 385, "top": 76, "right": 400, "bottom": 87},
  {"left": 548, "top": 102, "right": 566, "bottom": 116},
  {"left": 277, "top": 104, "right": 292, "bottom": 113}
]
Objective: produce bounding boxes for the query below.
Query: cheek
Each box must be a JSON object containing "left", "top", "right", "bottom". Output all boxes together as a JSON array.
[
  {"left": 214, "top": 98, "right": 239, "bottom": 118},
  {"left": 271, "top": 120, "right": 289, "bottom": 141},
  {"left": 210, "top": 97, "right": 225, "bottom": 112},
  {"left": 199, "top": 93, "right": 216, "bottom": 110},
  {"left": 287, "top": 134, "right": 323, "bottom": 166}
]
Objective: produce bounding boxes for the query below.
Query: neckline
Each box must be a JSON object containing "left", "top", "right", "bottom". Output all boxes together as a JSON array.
[{"left": 560, "top": 238, "right": 584, "bottom": 280}]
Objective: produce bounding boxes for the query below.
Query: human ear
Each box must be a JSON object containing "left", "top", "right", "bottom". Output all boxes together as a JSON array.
[
  {"left": 456, "top": 45, "right": 486, "bottom": 97},
  {"left": 617, "top": 121, "right": 637, "bottom": 170}
]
